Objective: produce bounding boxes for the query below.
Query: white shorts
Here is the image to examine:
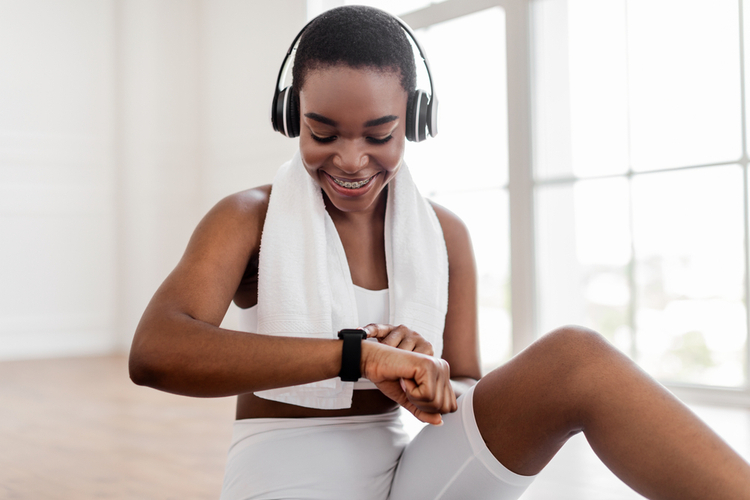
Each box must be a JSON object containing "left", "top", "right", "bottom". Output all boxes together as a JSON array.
[{"left": 220, "top": 385, "right": 536, "bottom": 500}]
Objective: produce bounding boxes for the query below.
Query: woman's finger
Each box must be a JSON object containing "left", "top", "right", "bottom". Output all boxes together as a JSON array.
[
  {"left": 363, "top": 323, "right": 391, "bottom": 339},
  {"left": 397, "top": 337, "right": 418, "bottom": 352},
  {"left": 377, "top": 378, "right": 441, "bottom": 425},
  {"left": 404, "top": 372, "right": 435, "bottom": 403},
  {"left": 414, "top": 339, "right": 434, "bottom": 356},
  {"left": 367, "top": 324, "right": 434, "bottom": 355},
  {"left": 404, "top": 378, "right": 448, "bottom": 415},
  {"left": 413, "top": 407, "right": 443, "bottom": 425},
  {"left": 379, "top": 326, "right": 407, "bottom": 348},
  {"left": 405, "top": 360, "right": 455, "bottom": 414},
  {"left": 442, "top": 373, "right": 457, "bottom": 414},
  {"left": 438, "top": 360, "right": 457, "bottom": 413},
  {"left": 369, "top": 324, "right": 413, "bottom": 350}
]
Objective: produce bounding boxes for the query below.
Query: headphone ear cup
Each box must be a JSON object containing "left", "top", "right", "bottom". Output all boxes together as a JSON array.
[
  {"left": 405, "top": 90, "right": 429, "bottom": 142},
  {"left": 271, "top": 87, "right": 285, "bottom": 135},
  {"left": 286, "top": 88, "right": 300, "bottom": 138},
  {"left": 405, "top": 92, "right": 416, "bottom": 142},
  {"left": 272, "top": 87, "right": 300, "bottom": 138}
]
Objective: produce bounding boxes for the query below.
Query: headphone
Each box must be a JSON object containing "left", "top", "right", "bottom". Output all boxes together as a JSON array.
[{"left": 270, "top": 11, "right": 438, "bottom": 142}]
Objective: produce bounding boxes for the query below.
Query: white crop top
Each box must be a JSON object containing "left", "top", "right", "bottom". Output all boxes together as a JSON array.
[{"left": 238, "top": 285, "right": 389, "bottom": 390}]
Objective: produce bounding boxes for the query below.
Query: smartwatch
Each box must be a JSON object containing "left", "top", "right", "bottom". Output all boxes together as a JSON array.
[{"left": 337, "top": 328, "right": 367, "bottom": 382}]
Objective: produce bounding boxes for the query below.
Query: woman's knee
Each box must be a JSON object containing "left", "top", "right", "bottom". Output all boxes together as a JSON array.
[
  {"left": 483, "top": 325, "right": 614, "bottom": 399},
  {"left": 532, "top": 325, "right": 625, "bottom": 391},
  {"left": 539, "top": 325, "right": 614, "bottom": 360},
  {"left": 480, "top": 324, "right": 623, "bottom": 407}
]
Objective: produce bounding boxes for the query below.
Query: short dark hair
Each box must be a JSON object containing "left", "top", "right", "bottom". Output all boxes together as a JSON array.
[{"left": 291, "top": 6, "right": 416, "bottom": 94}]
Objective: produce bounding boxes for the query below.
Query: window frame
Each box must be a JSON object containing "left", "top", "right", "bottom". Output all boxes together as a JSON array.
[{"left": 401, "top": 0, "right": 538, "bottom": 356}]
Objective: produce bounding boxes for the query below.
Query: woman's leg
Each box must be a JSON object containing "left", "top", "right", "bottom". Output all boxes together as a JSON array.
[{"left": 472, "top": 325, "right": 750, "bottom": 500}]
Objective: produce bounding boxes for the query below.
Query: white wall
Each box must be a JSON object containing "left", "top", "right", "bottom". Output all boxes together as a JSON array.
[
  {"left": 0, "top": 0, "right": 117, "bottom": 358},
  {"left": 200, "top": 0, "right": 304, "bottom": 210},
  {"left": 0, "top": 0, "right": 305, "bottom": 359}
]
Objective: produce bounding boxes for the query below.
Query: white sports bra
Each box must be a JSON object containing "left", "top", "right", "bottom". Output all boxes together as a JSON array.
[{"left": 238, "top": 285, "right": 389, "bottom": 390}]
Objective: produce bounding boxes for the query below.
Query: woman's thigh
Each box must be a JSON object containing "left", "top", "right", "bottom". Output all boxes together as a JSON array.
[
  {"left": 221, "top": 413, "right": 408, "bottom": 500},
  {"left": 388, "top": 384, "right": 535, "bottom": 500}
]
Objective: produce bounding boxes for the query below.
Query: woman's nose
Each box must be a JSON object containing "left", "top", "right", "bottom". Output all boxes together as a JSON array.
[{"left": 332, "top": 141, "right": 368, "bottom": 172}]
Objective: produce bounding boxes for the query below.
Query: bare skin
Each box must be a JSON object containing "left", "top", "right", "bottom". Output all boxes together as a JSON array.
[{"left": 129, "top": 65, "right": 750, "bottom": 498}]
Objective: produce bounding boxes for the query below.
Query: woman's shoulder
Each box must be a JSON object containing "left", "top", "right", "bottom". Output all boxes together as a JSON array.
[
  {"left": 214, "top": 185, "right": 273, "bottom": 218},
  {"left": 427, "top": 200, "right": 471, "bottom": 244},
  {"left": 192, "top": 185, "right": 273, "bottom": 250},
  {"left": 427, "top": 200, "right": 476, "bottom": 275}
]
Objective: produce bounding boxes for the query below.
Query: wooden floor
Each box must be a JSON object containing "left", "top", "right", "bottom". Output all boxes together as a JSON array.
[{"left": 1, "top": 355, "right": 749, "bottom": 499}]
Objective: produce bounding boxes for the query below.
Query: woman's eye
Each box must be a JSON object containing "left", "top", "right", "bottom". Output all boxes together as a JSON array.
[
  {"left": 311, "top": 134, "right": 336, "bottom": 143},
  {"left": 367, "top": 135, "right": 393, "bottom": 145}
]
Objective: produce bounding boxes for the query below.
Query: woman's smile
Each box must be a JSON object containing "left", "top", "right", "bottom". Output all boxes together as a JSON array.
[{"left": 323, "top": 171, "right": 381, "bottom": 197}]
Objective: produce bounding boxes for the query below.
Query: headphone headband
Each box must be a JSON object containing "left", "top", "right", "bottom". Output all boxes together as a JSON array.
[{"left": 271, "top": 9, "right": 438, "bottom": 141}]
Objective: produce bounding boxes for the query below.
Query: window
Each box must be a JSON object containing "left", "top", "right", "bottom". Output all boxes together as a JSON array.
[
  {"left": 311, "top": 0, "right": 750, "bottom": 401},
  {"left": 533, "top": 0, "right": 748, "bottom": 392}
]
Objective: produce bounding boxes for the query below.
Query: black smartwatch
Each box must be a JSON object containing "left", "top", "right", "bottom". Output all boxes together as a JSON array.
[{"left": 337, "top": 328, "right": 367, "bottom": 382}]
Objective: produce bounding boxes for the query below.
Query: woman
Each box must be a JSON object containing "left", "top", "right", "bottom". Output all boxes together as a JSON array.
[{"left": 129, "top": 6, "right": 750, "bottom": 499}]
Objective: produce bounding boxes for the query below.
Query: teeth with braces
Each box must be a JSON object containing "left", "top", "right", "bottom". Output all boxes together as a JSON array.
[{"left": 333, "top": 176, "right": 372, "bottom": 189}]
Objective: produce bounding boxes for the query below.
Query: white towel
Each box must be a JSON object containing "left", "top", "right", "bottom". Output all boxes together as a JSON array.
[{"left": 254, "top": 151, "right": 449, "bottom": 409}]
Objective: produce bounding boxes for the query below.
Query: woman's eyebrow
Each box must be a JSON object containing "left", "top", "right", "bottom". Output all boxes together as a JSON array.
[
  {"left": 304, "top": 113, "right": 337, "bottom": 126},
  {"left": 364, "top": 115, "right": 398, "bottom": 127},
  {"left": 303, "top": 113, "right": 398, "bottom": 128}
]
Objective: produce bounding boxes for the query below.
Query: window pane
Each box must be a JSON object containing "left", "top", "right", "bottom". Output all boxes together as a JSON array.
[
  {"left": 431, "top": 189, "right": 511, "bottom": 373},
  {"left": 532, "top": 0, "right": 630, "bottom": 180},
  {"left": 536, "top": 178, "right": 633, "bottom": 353},
  {"left": 406, "top": 7, "right": 508, "bottom": 194},
  {"left": 533, "top": 0, "right": 743, "bottom": 178},
  {"left": 628, "top": 0, "right": 742, "bottom": 171},
  {"left": 632, "top": 167, "right": 746, "bottom": 387}
]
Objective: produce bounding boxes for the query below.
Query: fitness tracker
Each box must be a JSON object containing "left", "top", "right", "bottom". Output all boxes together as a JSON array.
[{"left": 337, "top": 328, "right": 367, "bottom": 382}]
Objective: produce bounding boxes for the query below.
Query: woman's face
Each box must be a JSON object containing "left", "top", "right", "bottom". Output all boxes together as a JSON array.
[{"left": 298, "top": 65, "right": 408, "bottom": 214}]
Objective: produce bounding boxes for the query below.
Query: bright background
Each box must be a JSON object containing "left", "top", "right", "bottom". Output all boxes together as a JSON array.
[{"left": 2, "top": 0, "right": 749, "bottom": 402}]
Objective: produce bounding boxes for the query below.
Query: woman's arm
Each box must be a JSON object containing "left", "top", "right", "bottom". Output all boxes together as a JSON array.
[
  {"left": 430, "top": 201, "right": 483, "bottom": 397},
  {"left": 129, "top": 186, "right": 345, "bottom": 397}
]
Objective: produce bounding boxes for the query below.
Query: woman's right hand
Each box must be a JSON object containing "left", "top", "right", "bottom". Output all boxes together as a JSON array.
[
  {"left": 362, "top": 323, "right": 434, "bottom": 356},
  {"left": 360, "top": 340, "right": 456, "bottom": 425}
]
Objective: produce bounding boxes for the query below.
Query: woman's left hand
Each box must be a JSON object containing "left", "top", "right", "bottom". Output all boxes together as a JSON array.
[
  {"left": 362, "top": 323, "right": 434, "bottom": 356},
  {"left": 361, "top": 323, "right": 454, "bottom": 424}
]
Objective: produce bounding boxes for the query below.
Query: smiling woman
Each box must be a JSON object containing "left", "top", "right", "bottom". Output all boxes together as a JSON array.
[{"left": 128, "top": 5, "right": 750, "bottom": 500}]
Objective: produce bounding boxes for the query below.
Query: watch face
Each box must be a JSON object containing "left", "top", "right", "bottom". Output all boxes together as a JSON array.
[{"left": 338, "top": 328, "right": 367, "bottom": 339}]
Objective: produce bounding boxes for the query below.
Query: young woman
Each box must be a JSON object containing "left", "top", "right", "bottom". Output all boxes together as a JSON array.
[{"left": 129, "top": 6, "right": 750, "bottom": 499}]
